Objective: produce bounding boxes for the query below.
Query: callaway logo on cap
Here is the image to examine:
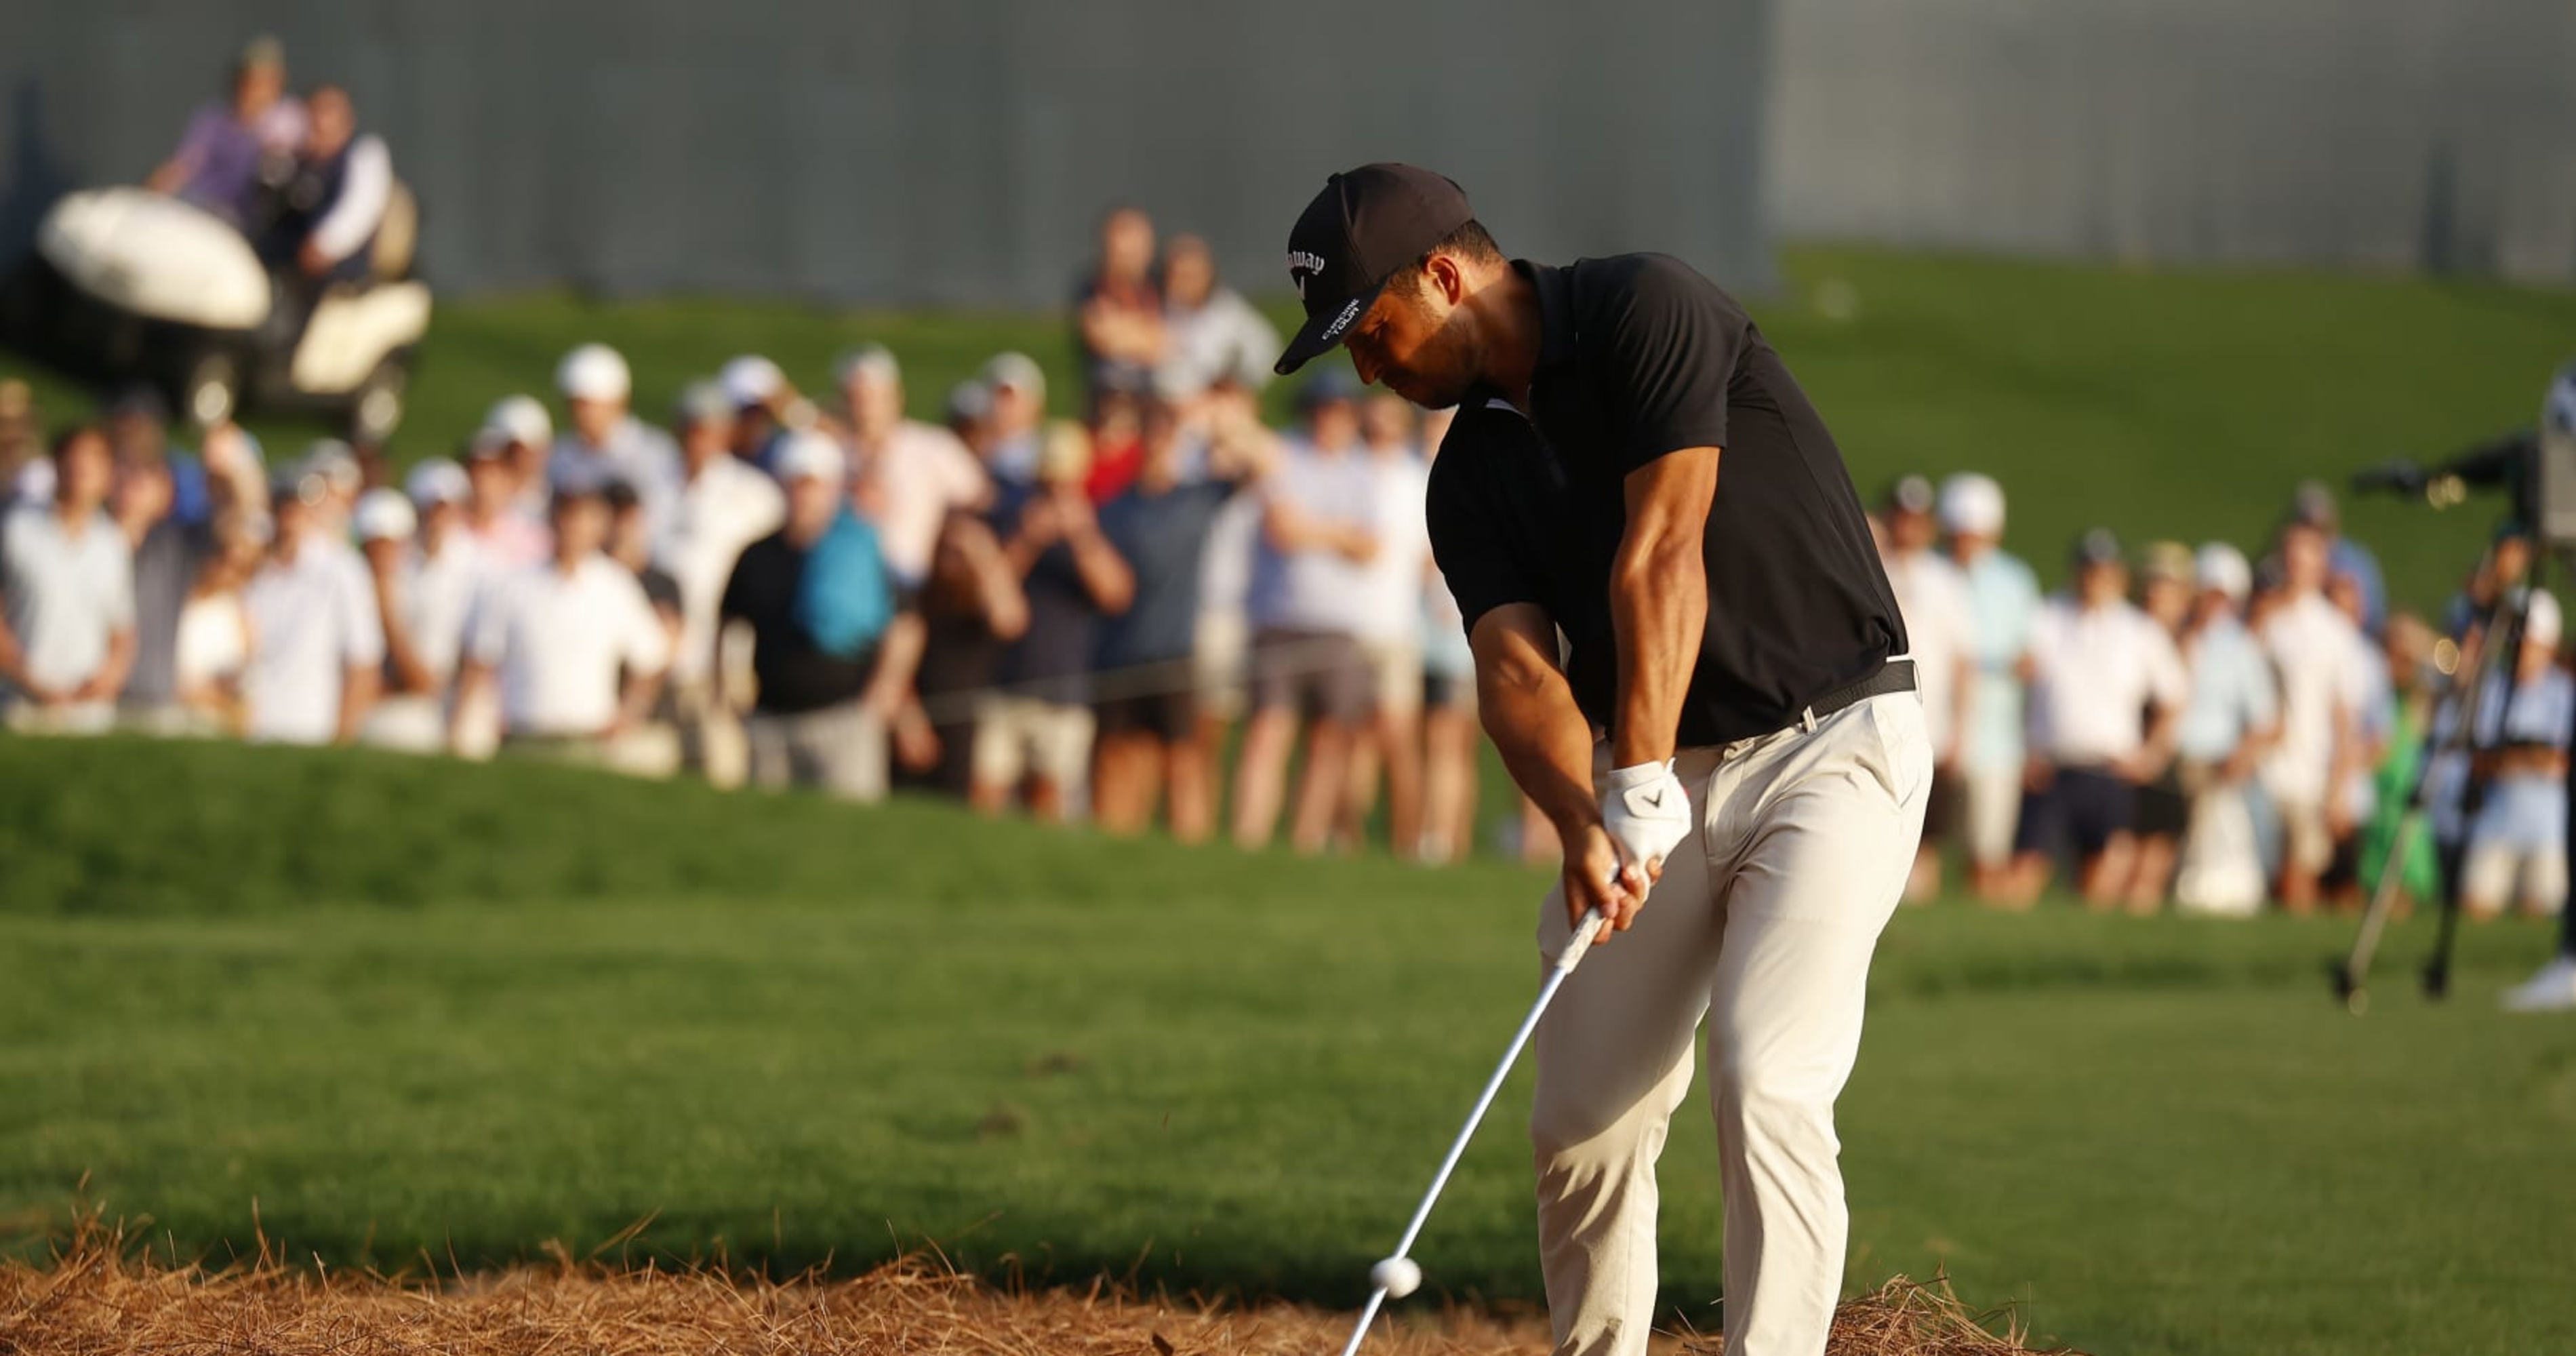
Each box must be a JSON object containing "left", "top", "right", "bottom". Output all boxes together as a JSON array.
[{"left": 1274, "top": 163, "right": 1475, "bottom": 376}]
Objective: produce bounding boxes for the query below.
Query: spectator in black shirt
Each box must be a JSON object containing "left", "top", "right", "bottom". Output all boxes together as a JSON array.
[
  {"left": 716, "top": 434, "right": 923, "bottom": 802},
  {"left": 971, "top": 422, "right": 1134, "bottom": 822},
  {"left": 1091, "top": 397, "right": 1276, "bottom": 841}
]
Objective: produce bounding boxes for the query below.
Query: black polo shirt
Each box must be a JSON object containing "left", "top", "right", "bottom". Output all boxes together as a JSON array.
[{"left": 1425, "top": 254, "right": 1904, "bottom": 746}]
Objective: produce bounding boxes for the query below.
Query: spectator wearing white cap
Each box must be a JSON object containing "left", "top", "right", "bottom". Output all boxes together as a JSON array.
[
  {"left": 979, "top": 353, "right": 1049, "bottom": 487},
  {"left": 1876, "top": 473, "right": 1975, "bottom": 902},
  {"left": 654, "top": 379, "right": 783, "bottom": 786},
  {"left": 1940, "top": 471, "right": 2042, "bottom": 899},
  {"left": 2167, "top": 543, "right": 2280, "bottom": 914},
  {"left": 716, "top": 433, "right": 924, "bottom": 801},
  {"left": 832, "top": 344, "right": 988, "bottom": 590},
  {"left": 298, "top": 439, "right": 363, "bottom": 540},
  {"left": 451, "top": 469, "right": 669, "bottom": 767},
  {"left": 550, "top": 343, "right": 683, "bottom": 546},
  {"left": 483, "top": 393, "right": 554, "bottom": 517},
  {"left": 352, "top": 487, "right": 443, "bottom": 752},
  {"left": 1155, "top": 233, "right": 1279, "bottom": 408},
  {"left": 719, "top": 355, "right": 799, "bottom": 470},
  {"left": 242, "top": 466, "right": 382, "bottom": 744},
  {"left": 461, "top": 428, "right": 550, "bottom": 570},
  {"left": 2259, "top": 517, "right": 2370, "bottom": 912},
  {"left": 401, "top": 458, "right": 485, "bottom": 685},
  {"left": 2457, "top": 589, "right": 2572, "bottom": 919},
  {"left": 2002, "top": 530, "right": 2189, "bottom": 907},
  {"left": 1, "top": 427, "right": 136, "bottom": 734}
]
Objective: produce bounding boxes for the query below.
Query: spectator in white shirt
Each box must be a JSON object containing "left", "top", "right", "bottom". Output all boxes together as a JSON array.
[
  {"left": 838, "top": 345, "right": 988, "bottom": 589},
  {"left": 651, "top": 380, "right": 782, "bottom": 787},
  {"left": 0, "top": 426, "right": 136, "bottom": 734},
  {"left": 260, "top": 84, "right": 390, "bottom": 290},
  {"left": 2459, "top": 589, "right": 2571, "bottom": 919},
  {"left": 1340, "top": 391, "right": 1434, "bottom": 856},
  {"left": 352, "top": 488, "right": 445, "bottom": 753},
  {"left": 1876, "top": 474, "right": 1977, "bottom": 901},
  {"left": 2168, "top": 544, "right": 2280, "bottom": 915},
  {"left": 1154, "top": 234, "right": 1281, "bottom": 409},
  {"left": 174, "top": 512, "right": 264, "bottom": 736},
  {"left": 452, "top": 472, "right": 670, "bottom": 765},
  {"left": 2121, "top": 542, "right": 2204, "bottom": 911},
  {"left": 550, "top": 344, "right": 683, "bottom": 546},
  {"left": 1232, "top": 374, "right": 1384, "bottom": 855},
  {"left": 242, "top": 468, "right": 381, "bottom": 744},
  {"left": 659, "top": 380, "right": 784, "bottom": 681},
  {"left": 401, "top": 459, "right": 485, "bottom": 690},
  {"left": 2259, "top": 519, "right": 2371, "bottom": 912},
  {"left": 2003, "top": 530, "right": 2190, "bottom": 907}
]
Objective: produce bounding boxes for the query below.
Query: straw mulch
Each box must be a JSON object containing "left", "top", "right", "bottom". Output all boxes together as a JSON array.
[{"left": 0, "top": 1217, "right": 2079, "bottom": 1355}]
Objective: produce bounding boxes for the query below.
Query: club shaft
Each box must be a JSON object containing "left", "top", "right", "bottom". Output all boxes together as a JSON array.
[
  {"left": 1338, "top": 910, "right": 1604, "bottom": 1356},
  {"left": 1337, "top": 1290, "right": 1390, "bottom": 1356},
  {"left": 2342, "top": 810, "right": 2419, "bottom": 989}
]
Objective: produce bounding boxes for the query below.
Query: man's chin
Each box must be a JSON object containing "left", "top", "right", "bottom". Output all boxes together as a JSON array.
[{"left": 1386, "top": 373, "right": 1472, "bottom": 410}]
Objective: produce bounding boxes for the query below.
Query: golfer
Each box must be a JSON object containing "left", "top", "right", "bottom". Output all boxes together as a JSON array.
[{"left": 1276, "top": 164, "right": 1929, "bottom": 1356}]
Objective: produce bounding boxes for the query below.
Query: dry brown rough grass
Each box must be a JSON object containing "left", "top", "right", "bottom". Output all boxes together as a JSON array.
[{"left": 0, "top": 1216, "right": 2078, "bottom": 1355}]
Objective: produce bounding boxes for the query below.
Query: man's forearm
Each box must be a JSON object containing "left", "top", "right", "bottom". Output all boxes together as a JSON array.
[
  {"left": 1609, "top": 536, "right": 1706, "bottom": 765},
  {"left": 864, "top": 613, "right": 927, "bottom": 713},
  {"left": 1481, "top": 664, "right": 1603, "bottom": 836},
  {"left": 337, "top": 666, "right": 380, "bottom": 743}
]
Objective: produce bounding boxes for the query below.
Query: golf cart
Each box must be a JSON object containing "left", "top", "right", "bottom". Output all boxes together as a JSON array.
[{"left": 0, "top": 183, "right": 429, "bottom": 441}]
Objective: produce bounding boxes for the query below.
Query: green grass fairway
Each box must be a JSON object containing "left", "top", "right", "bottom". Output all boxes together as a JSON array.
[
  {"left": 5, "top": 738, "right": 2574, "bottom": 1355},
  {"left": 8, "top": 245, "right": 2573, "bottom": 607}
]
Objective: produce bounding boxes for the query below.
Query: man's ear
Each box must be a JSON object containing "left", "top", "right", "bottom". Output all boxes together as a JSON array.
[{"left": 1423, "top": 252, "right": 1470, "bottom": 306}]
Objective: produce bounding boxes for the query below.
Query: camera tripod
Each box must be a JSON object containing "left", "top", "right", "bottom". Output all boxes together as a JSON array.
[{"left": 2333, "top": 554, "right": 2543, "bottom": 1012}]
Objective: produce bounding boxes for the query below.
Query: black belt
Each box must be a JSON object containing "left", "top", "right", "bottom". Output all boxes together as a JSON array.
[{"left": 1794, "top": 659, "right": 1916, "bottom": 732}]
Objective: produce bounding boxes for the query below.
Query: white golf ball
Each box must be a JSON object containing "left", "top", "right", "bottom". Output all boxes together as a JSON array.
[{"left": 1370, "top": 1256, "right": 1422, "bottom": 1298}]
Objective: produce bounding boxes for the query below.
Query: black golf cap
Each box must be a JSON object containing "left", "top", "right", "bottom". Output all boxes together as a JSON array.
[{"left": 1273, "top": 163, "right": 1475, "bottom": 376}]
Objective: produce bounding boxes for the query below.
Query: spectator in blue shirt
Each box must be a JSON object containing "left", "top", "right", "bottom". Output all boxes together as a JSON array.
[{"left": 1939, "top": 472, "right": 2042, "bottom": 900}]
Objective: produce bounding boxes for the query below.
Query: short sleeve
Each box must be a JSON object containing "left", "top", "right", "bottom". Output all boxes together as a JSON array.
[
  {"left": 101, "top": 540, "right": 137, "bottom": 630},
  {"left": 620, "top": 575, "right": 671, "bottom": 676},
  {"left": 339, "top": 559, "right": 386, "bottom": 668},
  {"left": 2145, "top": 622, "right": 2189, "bottom": 709},
  {"left": 465, "top": 578, "right": 509, "bottom": 666},
  {"left": 1580, "top": 257, "right": 1746, "bottom": 473},
  {"left": 2239, "top": 640, "right": 2280, "bottom": 728},
  {"left": 1424, "top": 410, "right": 1547, "bottom": 637},
  {"left": 717, "top": 547, "right": 754, "bottom": 624}
]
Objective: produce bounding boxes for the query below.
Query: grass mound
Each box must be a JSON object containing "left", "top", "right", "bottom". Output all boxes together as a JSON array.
[{"left": 0, "top": 1214, "right": 2075, "bottom": 1355}]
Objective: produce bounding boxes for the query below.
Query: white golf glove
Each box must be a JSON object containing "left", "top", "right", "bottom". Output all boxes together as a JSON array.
[{"left": 1601, "top": 760, "right": 1693, "bottom": 882}]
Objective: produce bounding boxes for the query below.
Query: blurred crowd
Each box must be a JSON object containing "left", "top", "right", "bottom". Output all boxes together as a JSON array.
[
  {"left": 0, "top": 205, "right": 1502, "bottom": 865},
  {"left": 1874, "top": 473, "right": 2566, "bottom": 920},
  {"left": 5, "top": 45, "right": 2569, "bottom": 915}
]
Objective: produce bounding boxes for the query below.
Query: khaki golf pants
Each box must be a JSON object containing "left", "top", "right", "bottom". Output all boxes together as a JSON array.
[{"left": 1532, "top": 692, "right": 1931, "bottom": 1356}]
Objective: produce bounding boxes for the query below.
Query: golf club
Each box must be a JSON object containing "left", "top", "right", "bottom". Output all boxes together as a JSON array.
[{"left": 1336, "top": 905, "right": 1609, "bottom": 1356}]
